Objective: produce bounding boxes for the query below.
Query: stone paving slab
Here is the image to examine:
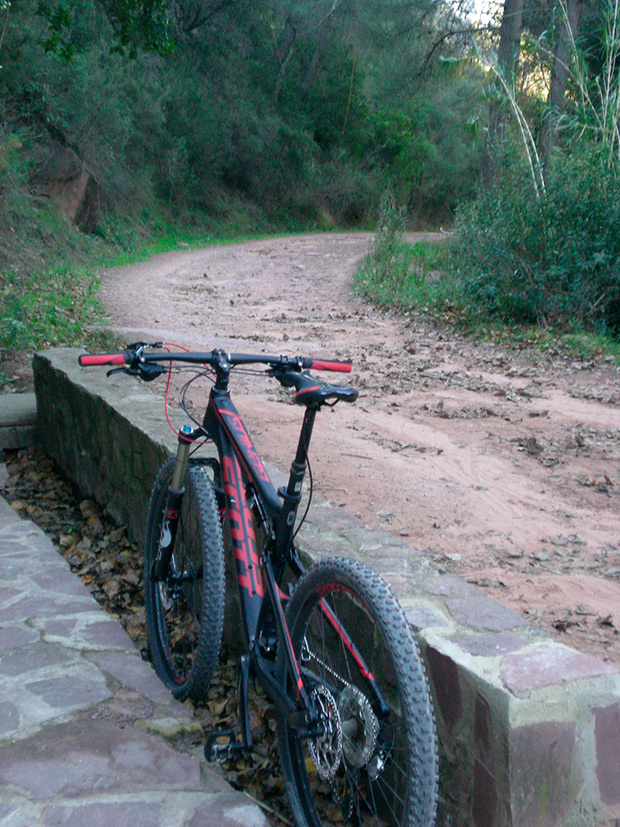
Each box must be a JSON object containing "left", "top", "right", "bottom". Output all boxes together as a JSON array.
[
  {"left": 0, "top": 486, "right": 269, "bottom": 826},
  {"left": 0, "top": 717, "right": 267, "bottom": 827},
  {"left": 0, "top": 394, "right": 37, "bottom": 427}
]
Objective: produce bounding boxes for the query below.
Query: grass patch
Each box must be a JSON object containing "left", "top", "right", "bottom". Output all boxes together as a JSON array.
[
  {"left": 0, "top": 192, "right": 334, "bottom": 388},
  {"left": 0, "top": 197, "right": 115, "bottom": 373},
  {"left": 0, "top": 267, "right": 103, "bottom": 352},
  {"left": 354, "top": 195, "right": 450, "bottom": 310},
  {"left": 354, "top": 197, "right": 620, "bottom": 364},
  {"left": 443, "top": 317, "right": 620, "bottom": 363}
]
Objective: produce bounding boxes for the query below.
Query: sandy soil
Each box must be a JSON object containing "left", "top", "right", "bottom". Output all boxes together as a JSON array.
[{"left": 99, "top": 233, "right": 620, "bottom": 664}]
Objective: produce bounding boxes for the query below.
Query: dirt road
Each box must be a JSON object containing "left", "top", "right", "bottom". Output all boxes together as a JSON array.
[{"left": 99, "top": 233, "right": 620, "bottom": 664}]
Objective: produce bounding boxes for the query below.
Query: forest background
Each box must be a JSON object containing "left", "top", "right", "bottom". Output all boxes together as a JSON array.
[{"left": 1, "top": 0, "right": 619, "bottom": 373}]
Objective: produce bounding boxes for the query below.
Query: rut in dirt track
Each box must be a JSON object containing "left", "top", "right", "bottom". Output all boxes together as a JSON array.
[{"left": 98, "top": 233, "right": 620, "bottom": 665}]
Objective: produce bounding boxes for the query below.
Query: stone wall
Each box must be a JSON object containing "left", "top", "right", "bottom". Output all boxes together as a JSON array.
[
  {"left": 35, "top": 350, "right": 173, "bottom": 543},
  {"left": 34, "top": 349, "right": 620, "bottom": 827}
]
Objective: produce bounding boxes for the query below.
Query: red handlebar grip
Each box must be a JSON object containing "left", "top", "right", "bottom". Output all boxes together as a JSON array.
[
  {"left": 79, "top": 353, "right": 128, "bottom": 366},
  {"left": 308, "top": 359, "right": 352, "bottom": 373}
]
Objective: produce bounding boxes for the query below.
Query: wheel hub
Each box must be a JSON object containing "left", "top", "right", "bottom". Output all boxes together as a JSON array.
[
  {"left": 158, "top": 558, "right": 184, "bottom": 609},
  {"left": 158, "top": 581, "right": 174, "bottom": 611},
  {"left": 338, "top": 685, "right": 379, "bottom": 768}
]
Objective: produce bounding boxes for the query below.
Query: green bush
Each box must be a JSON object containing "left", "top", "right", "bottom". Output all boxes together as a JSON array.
[
  {"left": 358, "top": 68, "right": 485, "bottom": 221},
  {"left": 450, "top": 148, "right": 620, "bottom": 336},
  {"left": 354, "top": 194, "right": 441, "bottom": 306}
]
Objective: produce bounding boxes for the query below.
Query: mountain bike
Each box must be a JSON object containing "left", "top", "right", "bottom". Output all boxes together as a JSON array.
[{"left": 79, "top": 341, "right": 438, "bottom": 827}]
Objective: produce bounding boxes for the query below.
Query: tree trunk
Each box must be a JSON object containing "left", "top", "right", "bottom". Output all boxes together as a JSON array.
[
  {"left": 299, "top": 0, "right": 343, "bottom": 100},
  {"left": 480, "top": 0, "right": 524, "bottom": 190},
  {"left": 274, "top": 16, "right": 297, "bottom": 105},
  {"left": 539, "top": 0, "right": 583, "bottom": 166}
]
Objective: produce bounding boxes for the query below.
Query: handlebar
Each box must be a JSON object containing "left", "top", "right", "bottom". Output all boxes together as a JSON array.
[
  {"left": 79, "top": 343, "right": 357, "bottom": 408},
  {"left": 79, "top": 353, "right": 134, "bottom": 367},
  {"left": 78, "top": 346, "right": 352, "bottom": 374}
]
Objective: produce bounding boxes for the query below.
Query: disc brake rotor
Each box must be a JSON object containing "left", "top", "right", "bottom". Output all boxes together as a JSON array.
[{"left": 308, "top": 685, "right": 343, "bottom": 781}]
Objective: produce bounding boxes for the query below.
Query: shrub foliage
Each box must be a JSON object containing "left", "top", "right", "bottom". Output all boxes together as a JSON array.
[{"left": 451, "top": 148, "right": 620, "bottom": 336}]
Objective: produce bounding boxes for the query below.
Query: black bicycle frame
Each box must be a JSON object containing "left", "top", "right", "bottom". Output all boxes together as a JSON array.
[
  {"left": 157, "top": 356, "right": 389, "bottom": 730},
  {"left": 79, "top": 345, "right": 390, "bottom": 727},
  {"left": 201, "top": 368, "right": 318, "bottom": 725}
]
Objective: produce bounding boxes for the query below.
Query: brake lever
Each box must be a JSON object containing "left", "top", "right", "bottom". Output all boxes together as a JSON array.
[
  {"left": 268, "top": 360, "right": 305, "bottom": 386},
  {"left": 106, "top": 367, "right": 133, "bottom": 378},
  {"left": 104, "top": 342, "right": 162, "bottom": 377},
  {"left": 106, "top": 363, "right": 167, "bottom": 382}
]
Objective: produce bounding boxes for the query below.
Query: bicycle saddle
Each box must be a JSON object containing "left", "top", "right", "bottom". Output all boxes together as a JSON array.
[{"left": 276, "top": 370, "right": 359, "bottom": 408}]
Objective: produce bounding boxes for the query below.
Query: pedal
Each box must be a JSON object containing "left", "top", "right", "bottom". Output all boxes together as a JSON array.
[{"left": 204, "top": 729, "right": 247, "bottom": 763}]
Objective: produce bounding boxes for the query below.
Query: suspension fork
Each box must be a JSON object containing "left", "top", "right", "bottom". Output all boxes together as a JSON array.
[{"left": 151, "top": 424, "right": 196, "bottom": 581}]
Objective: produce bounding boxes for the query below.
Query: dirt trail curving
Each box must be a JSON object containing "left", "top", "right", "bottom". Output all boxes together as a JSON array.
[{"left": 99, "top": 233, "right": 620, "bottom": 664}]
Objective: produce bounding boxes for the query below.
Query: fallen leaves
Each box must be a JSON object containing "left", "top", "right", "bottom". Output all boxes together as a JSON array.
[
  {"left": 577, "top": 473, "right": 615, "bottom": 496},
  {"left": 552, "top": 611, "right": 618, "bottom": 637}
]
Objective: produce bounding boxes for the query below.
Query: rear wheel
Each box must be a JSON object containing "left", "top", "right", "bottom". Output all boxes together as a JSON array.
[
  {"left": 277, "top": 557, "right": 438, "bottom": 827},
  {"left": 144, "top": 458, "right": 225, "bottom": 701}
]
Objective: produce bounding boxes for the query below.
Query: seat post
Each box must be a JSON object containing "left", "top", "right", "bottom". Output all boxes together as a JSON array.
[
  {"left": 276, "top": 407, "right": 317, "bottom": 544},
  {"left": 287, "top": 407, "right": 317, "bottom": 496}
]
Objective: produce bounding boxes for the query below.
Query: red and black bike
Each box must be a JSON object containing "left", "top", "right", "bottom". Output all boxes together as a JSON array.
[{"left": 79, "top": 342, "right": 438, "bottom": 827}]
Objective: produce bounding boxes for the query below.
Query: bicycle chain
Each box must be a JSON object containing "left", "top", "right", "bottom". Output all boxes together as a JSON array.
[
  {"left": 302, "top": 641, "right": 353, "bottom": 690},
  {"left": 303, "top": 643, "right": 379, "bottom": 747}
]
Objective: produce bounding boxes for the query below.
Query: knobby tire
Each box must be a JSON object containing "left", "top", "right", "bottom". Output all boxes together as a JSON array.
[
  {"left": 144, "top": 458, "right": 225, "bottom": 701},
  {"left": 277, "top": 557, "right": 438, "bottom": 827}
]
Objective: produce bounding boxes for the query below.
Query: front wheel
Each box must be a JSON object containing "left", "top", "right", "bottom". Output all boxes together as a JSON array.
[
  {"left": 277, "top": 557, "right": 438, "bottom": 827},
  {"left": 144, "top": 458, "right": 225, "bottom": 702}
]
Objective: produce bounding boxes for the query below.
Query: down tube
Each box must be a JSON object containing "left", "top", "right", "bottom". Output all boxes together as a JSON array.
[{"left": 219, "top": 432, "right": 264, "bottom": 647}]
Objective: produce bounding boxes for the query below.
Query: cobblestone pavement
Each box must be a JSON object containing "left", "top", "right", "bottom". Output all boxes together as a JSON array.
[{"left": 0, "top": 482, "right": 269, "bottom": 827}]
